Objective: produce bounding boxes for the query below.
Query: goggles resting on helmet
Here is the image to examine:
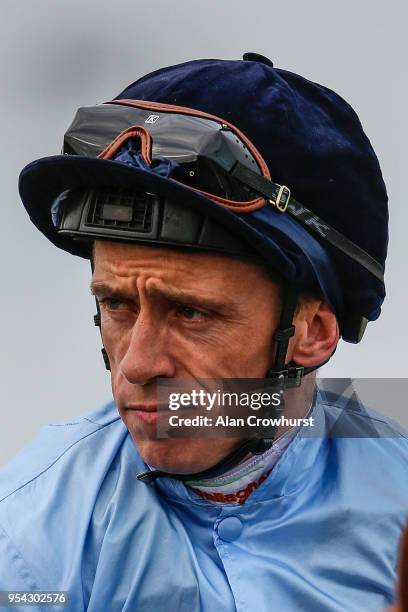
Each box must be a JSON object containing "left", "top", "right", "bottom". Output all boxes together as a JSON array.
[{"left": 61, "top": 99, "right": 384, "bottom": 286}]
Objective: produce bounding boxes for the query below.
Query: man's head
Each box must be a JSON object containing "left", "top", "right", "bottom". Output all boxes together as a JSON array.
[
  {"left": 18, "top": 53, "right": 389, "bottom": 477},
  {"left": 90, "top": 239, "right": 338, "bottom": 473}
]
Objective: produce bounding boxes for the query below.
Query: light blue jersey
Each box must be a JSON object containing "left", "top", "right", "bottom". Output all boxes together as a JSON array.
[{"left": 1, "top": 391, "right": 407, "bottom": 611}]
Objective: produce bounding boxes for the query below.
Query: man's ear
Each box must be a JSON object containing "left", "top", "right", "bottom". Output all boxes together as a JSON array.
[{"left": 289, "top": 299, "right": 340, "bottom": 367}]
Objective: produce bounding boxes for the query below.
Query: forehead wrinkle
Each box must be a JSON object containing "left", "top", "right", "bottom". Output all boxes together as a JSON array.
[
  {"left": 92, "top": 245, "right": 262, "bottom": 312},
  {"left": 145, "top": 277, "right": 233, "bottom": 312}
]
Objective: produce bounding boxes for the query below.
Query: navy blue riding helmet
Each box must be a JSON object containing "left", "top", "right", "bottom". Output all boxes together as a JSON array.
[{"left": 18, "top": 53, "right": 388, "bottom": 480}]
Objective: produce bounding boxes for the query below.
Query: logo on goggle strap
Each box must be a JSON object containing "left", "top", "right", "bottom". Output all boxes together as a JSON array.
[{"left": 145, "top": 114, "right": 160, "bottom": 124}]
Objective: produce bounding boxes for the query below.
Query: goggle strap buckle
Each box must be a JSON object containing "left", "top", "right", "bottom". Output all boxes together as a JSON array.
[{"left": 230, "top": 161, "right": 290, "bottom": 212}]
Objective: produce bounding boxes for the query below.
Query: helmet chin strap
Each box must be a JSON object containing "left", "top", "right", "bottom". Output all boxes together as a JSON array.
[{"left": 91, "top": 266, "right": 325, "bottom": 485}]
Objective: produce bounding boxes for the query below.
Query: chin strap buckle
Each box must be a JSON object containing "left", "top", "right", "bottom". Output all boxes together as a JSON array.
[{"left": 266, "top": 364, "right": 305, "bottom": 388}]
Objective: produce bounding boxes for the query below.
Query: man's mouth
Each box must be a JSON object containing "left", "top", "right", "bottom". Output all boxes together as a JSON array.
[
  {"left": 123, "top": 403, "right": 199, "bottom": 426},
  {"left": 124, "top": 403, "right": 159, "bottom": 424},
  {"left": 125, "top": 404, "right": 158, "bottom": 412}
]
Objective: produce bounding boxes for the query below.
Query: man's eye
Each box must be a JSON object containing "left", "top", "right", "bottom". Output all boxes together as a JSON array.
[
  {"left": 177, "top": 306, "right": 206, "bottom": 320},
  {"left": 100, "top": 298, "right": 130, "bottom": 311}
]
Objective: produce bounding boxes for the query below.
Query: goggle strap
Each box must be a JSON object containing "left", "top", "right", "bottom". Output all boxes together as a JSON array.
[{"left": 230, "top": 161, "right": 384, "bottom": 283}]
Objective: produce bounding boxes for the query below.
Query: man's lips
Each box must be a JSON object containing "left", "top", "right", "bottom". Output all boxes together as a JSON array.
[
  {"left": 125, "top": 404, "right": 159, "bottom": 412},
  {"left": 123, "top": 404, "right": 159, "bottom": 424},
  {"left": 122, "top": 403, "right": 199, "bottom": 425}
]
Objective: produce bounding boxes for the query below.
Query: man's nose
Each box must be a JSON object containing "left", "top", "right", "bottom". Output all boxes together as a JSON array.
[{"left": 118, "top": 310, "right": 175, "bottom": 385}]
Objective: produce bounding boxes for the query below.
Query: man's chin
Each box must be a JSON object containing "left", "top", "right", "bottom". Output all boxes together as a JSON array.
[
  {"left": 131, "top": 437, "right": 215, "bottom": 475},
  {"left": 121, "top": 411, "right": 246, "bottom": 475}
]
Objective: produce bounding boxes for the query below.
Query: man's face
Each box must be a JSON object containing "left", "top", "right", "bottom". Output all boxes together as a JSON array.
[{"left": 91, "top": 240, "right": 282, "bottom": 474}]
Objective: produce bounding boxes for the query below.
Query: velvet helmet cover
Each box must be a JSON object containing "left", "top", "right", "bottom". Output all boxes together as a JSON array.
[{"left": 18, "top": 53, "right": 388, "bottom": 343}]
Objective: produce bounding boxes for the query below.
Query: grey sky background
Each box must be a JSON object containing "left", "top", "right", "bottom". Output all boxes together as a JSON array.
[{"left": 1, "top": 0, "right": 407, "bottom": 465}]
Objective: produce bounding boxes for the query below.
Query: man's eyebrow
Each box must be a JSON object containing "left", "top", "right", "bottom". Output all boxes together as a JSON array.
[
  {"left": 90, "top": 280, "right": 234, "bottom": 312},
  {"left": 146, "top": 283, "right": 231, "bottom": 312},
  {"left": 90, "top": 282, "right": 134, "bottom": 300}
]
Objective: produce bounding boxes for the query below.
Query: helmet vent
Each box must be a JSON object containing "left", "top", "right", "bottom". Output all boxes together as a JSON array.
[{"left": 85, "top": 188, "right": 154, "bottom": 233}]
